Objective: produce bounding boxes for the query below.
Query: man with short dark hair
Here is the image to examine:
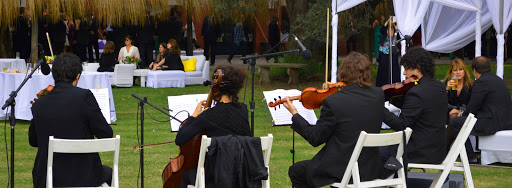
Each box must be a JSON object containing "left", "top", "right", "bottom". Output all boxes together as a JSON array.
[
  {"left": 449, "top": 56, "right": 512, "bottom": 162},
  {"left": 29, "top": 53, "right": 113, "bottom": 187},
  {"left": 382, "top": 47, "right": 448, "bottom": 164}
]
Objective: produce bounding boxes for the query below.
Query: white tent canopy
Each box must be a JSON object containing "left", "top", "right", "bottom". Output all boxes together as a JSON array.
[{"left": 331, "top": 0, "right": 508, "bottom": 82}]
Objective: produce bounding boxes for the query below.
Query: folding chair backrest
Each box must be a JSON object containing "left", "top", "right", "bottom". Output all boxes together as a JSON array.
[
  {"left": 192, "top": 134, "right": 273, "bottom": 188},
  {"left": 443, "top": 113, "right": 477, "bottom": 165},
  {"left": 336, "top": 128, "right": 413, "bottom": 187},
  {"left": 47, "top": 135, "right": 120, "bottom": 188},
  {"left": 113, "top": 64, "right": 135, "bottom": 87}
]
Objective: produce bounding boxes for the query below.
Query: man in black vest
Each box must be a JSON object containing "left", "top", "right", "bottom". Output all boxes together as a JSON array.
[
  {"left": 87, "top": 14, "right": 100, "bottom": 62},
  {"left": 449, "top": 56, "right": 512, "bottom": 162},
  {"left": 29, "top": 53, "right": 113, "bottom": 187}
]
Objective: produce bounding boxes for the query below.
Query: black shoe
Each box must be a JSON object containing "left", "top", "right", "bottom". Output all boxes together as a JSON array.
[
  {"left": 469, "top": 157, "right": 479, "bottom": 164},
  {"left": 210, "top": 62, "right": 215, "bottom": 66}
]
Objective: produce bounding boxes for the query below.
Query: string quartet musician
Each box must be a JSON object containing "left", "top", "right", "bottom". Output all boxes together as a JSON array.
[
  {"left": 29, "top": 53, "right": 113, "bottom": 187},
  {"left": 381, "top": 47, "right": 448, "bottom": 165},
  {"left": 282, "top": 52, "right": 385, "bottom": 188},
  {"left": 175, "top": 65, "right": 252, "bottom": 188}
]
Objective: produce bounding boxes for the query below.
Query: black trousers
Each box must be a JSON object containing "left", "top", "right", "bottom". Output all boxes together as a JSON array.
[
  {"left": 375, "top": 51, "right": 400, "bottom": 87},
  {"left": 53, "top": 42, "right": 64, "bottom": 56},
  {"left": 139, "top": 43, "right": 154, "bottom": 68},
  {"left": 75, "top": 43, "right": 87, "bottom": 62},
  {"left": 88, "top": 38, "right": 100, "bottom": 62},
  {"left": 346, "top": 35, "right": 357, "bottom": 54},
  {"left": 102, "top": 165, "right": 113, "bottom": 186},
  {"left": 227, "top": 41, "right": 246, "bottom": 61},
  {"left": 204, "top": 38, "right": 217, "bottom": 65},
  {"left": 448, "top": 116, "right": 477, "bottom": 159},
  {"left": 265, "top": 42, "right": 281, "bottom": 62},
  {"left": 289, "top": 160, "right": 316, "bottom": 188},
  {"left": 180, "top": 168, "right": 197, "bottom": 188}
]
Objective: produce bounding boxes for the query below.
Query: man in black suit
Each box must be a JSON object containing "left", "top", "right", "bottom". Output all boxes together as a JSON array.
[
  {"left": 74, "top": 18, "right": 90, "bottom": 62},
  {"left": 50, "top": 14, "right": 68, "bottom": 56},
  {"left": 283, "top": 52, "right": 385, "bottom": 188},
  {"left": 449, "top": 56, "right": 512, "bottom": 162},
  {"left": 29, "top": 53, "right": 113, "bottom": 187},
  {"left": 14, "top": 8, "right": 31, "bottom": 60},
  {"left": 87, "top": 14, "right": 100, "bottom": 62},
  {"left": 383, "top": 47, "right": 448, "bottom": 164},
  {"left": 266, "top": 14, "right": 280, "bottom": 63},
  {"left": 137, "top": 13, "right": 155, "bottom": 68},
  {"left": 201, "top": 15, "right": 222, "bottom": 66}
]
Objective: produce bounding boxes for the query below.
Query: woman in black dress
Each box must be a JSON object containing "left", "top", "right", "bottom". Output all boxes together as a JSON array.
[
  {"left": 151, "top": 39, "right": 183, "bottom": 71},
  {"left": 443, "top": 58, "right": 473, "bottom": 120},
  {"left": 97, "top": 41, "right": 117, "bottom": 72}
]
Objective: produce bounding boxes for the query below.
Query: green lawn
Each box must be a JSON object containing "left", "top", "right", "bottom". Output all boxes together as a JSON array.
[{"left": 1, "top": 64, "right": 511, "bottom": 187}]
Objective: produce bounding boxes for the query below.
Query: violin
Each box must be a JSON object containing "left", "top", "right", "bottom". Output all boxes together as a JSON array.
[
  {"left": 30, "top": 85, "right": 54, "bottom": 104},
  {"left": 381, "top": 76, "right": 419, "bottom": 101},
  {"left": 268, "top": 82, "right": 347, "bottom": 109},
  {"left": 162, "top": 69, "right": 224, "bottom": 188}
]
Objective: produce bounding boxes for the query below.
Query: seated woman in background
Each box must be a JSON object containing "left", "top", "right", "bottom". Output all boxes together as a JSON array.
[
  {"left": 151, "top": 39, "right": 183, "bottom": 71},
  {"left": 117, "top": 35, "right": 140, "bottom": 64},
  {"left": 149, "top": 43, "right": 169, "bottom": 70},
  {"left": 443, "top": 58, "right": 473, "bottom": 121},
  {"left": 97, "top": 41, "right": 117, "bottom": 72}
]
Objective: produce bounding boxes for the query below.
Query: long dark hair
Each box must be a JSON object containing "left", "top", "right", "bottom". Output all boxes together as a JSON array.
[{"left": 213, "top": 66, "right": 246, "bottom": 106}]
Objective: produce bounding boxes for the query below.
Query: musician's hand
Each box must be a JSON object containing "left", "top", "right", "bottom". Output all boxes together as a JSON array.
[
  {"left": 322, "top": 82, "right": 333, "bottom": 89},
  {"left": 449, "top": 109, "right": 461, "bottom": 116},
  {"left": 282, "top": 97, "right": 298, "bottom": 115},
  {"left": 446, "top": 80, "right": 455, "bottom": 90},
  {"left": 192, "top": 100, "right": 208, "bottom": 117}
]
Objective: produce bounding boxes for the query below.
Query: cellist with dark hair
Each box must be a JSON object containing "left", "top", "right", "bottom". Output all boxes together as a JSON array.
[{"left": 173, "top": 65, "right": 251, "bottom": 188}]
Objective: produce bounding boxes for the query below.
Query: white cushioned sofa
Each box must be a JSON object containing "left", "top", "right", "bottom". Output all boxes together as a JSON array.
[{"left": 181, "top": 55, "right": 210, "bottom": 85}]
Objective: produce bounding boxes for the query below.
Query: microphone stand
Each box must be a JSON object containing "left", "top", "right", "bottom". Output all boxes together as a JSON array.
[
  {"left": 131, "top": 94, "right": 182, "bottom": 188},
  {"left": 1, "top": 59, "right": 44, "bottom": 188},
  {"left": 240, "top": 49, "right": 301, "bottom": 162}
]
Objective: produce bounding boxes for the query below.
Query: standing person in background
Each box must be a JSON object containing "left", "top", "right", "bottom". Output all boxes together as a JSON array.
[
  {"left": 266, "top": 14, "right": 280, "bottom": 63},
  {"left": 63, "top": 14, "right": 72, "bottom": 53},
  {"left": 87, "top": 14, "right": 100, "bottom": 62},
  {"left": 375, "top": 16, "right": 400, "bottom": 87},
  {"left": 227, "top": 22, "right": 246, "bottom": 64},
  {"left": 74, "top": 17, "right": 90, "bottom": 62},
  {"left": 201, "top": 15, "right": 222, "bottom": 66},
  {"left": 372, "top": 15, "right": 385, "bottom": 64},
  {"left": 137, "top": 12, "right": 155, "bottom": 69},
  {"left": 39, "top": 10, "right": 51, "bottom": 57},
  {"left": 51, "top": 13, "right": 67, "bottom": 56},
  {"left": 14, "top": 7, "right": 31, "bottom": 61},
  {"left": 346, "top": 18, "right": 357, "bottom": 54}
]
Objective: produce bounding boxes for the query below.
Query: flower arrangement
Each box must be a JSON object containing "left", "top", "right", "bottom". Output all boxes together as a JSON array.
[
  {"left": 45, "top": 56, "right": 54, "bottom": 64},
  {"left": 124, "top": 55, "right": 141, "bottom": 64}
]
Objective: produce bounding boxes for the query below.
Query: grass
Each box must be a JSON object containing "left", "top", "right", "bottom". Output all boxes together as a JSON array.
[{"left": 1, "top": 64, "right": 511, "bottom": 187}]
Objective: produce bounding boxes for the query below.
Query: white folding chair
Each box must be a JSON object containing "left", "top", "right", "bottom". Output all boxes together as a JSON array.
[
  {"left": 331, "top": 128, "right": 413, "bottom": 188},
  {"left": 84, "top": 63, "right": 100, "bottom": 72},
  {"left": 408, "top": 113, "right": 477, "bottom": 188},
  {"left": 112, "top": 64, "right": 135, "bottom": 87},
  {"left": 189, "top": 134, "right": 273, "bottom": 188},
  {"left": 46, "top": 135, "right": 120, "bottom": 188}
]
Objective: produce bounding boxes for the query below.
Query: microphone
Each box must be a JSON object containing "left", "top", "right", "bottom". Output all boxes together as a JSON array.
[
  {"left": 38, "top": 45, "right": 51, "bottom": 75},
  {"left": 393, "top": 35, "right": 412, "bottom": 45},
  {"left": 292, "top": 34, "right": 312, "bottom": 60}
]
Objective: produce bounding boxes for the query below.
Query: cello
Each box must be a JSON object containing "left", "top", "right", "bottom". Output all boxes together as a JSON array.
[{"left": 162, "top": 69, "right": 224, "bottom": 188}]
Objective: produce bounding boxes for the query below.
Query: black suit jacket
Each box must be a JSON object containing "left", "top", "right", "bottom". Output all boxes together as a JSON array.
[
  {"left": 51, "top": 19, "right": 68, "bottom": 44},
  {"left": 29, "top": 82, "right": 113, "bottom": 188},
  {"left": 463, "top": 72, "right": 512, "bottom": 135},
  {"left": 291, "top": 83, "right": 385, "bottom": 187},
  {"left": 75, "top": 19, "right": 90, "bottom": 45},
  {"left": 384, "top": 76, "right": 448, "bottom": 164},
  {"left": 268, "top": 20, "right": 280, "bottom": 45}
]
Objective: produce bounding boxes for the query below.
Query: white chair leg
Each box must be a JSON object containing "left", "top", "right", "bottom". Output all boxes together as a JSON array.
[
  {"left": 430, "top": 168, "right": 451, "bottom": 188},
  {"left": 459, "top": 147, "right": 475, "bottom": 188},
  {"left": 352, "top": 162, "right": 361, "bottom": 187},
  {"left": 141, "top": 76, "right": 146, "bottom": 87}
]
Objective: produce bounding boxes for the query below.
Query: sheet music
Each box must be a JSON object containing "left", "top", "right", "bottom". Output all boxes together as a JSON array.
[
  {"left": 263, "top": 89, "right": 317, "bottom": 126},
  {"left": 90, "top": 88, "right": 111, "bottom": 124},
  {"left": 167, "top": 94, "right": 209, "bottom": 132}
]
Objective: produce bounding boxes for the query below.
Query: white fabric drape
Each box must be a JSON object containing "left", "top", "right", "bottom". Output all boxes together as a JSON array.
[
  {"left": 486, "top": 0, "right": 512, "bottom": 79},
  {"left": 330, "top": 0, "right": 366, "bottom": 82},
  {"left": 422, "top": 0, "right": 492, "bottom": 55},
  {"left": 394, "top": 0, "right": 431, "bottom": 81}
]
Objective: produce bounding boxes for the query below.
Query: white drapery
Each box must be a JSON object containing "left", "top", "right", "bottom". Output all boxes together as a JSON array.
[
  {"left": 393, "top": 0, "right": 431, "bottom": 80},
  {"left": 486, "top": 0, "right": 512, "bottom": 79},
  {"left": 422, "top": 0, "right": 492, "bottom": 56},
  {"left": 331, "top": 0, "right": 366, "bottom": 82}
]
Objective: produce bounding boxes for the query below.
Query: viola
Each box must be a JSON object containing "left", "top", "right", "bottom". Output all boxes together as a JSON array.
[
  {"left": 30, "top": 85, "right": 54, "bottom": 104},
  {"left": 162, "top": 69, "right": 224, "bottom": 188},
  {"left": 381, "top": 76, "right": 419, "bottom": 101},
  {"left": 268, "top": 82, "right": 347, "bottom": 110}
]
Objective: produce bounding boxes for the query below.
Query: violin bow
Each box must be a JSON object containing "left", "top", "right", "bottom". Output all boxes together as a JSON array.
[
  {"left": 132, "top": 141, "right": 176, "bottom": 150},
  {"left": 325, "top": 8, "right": 330, "bottom": 88}
]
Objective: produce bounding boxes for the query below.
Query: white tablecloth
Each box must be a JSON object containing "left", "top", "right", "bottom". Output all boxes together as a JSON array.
[
  {"left": 147, "top": 71, "right": 186, "bottom": 88},
  {"left": 0, "top": 72, "right": 116, "bottom": 122},
  {"left": 479, "top": 130, "right": 512, "bottom": 165},
  {"left": 0, "top": 59, "right": 27, "bottom": 72}
]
